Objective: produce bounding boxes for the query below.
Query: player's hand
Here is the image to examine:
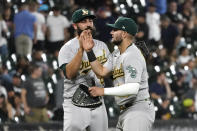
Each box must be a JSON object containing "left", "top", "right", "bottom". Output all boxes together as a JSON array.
[
  {"left": 82, "top": 30, "right": 94, "bottom": 52},
  {"left": 24, "top": 106, "right": 31, "bottom": 114},
  {"left": 89, "top": 86, "right": 104, "bottom": 97},
  {"left": 33, "top": 38, "right": 37, "bottom": 44},
  {"left": 78, "top": 30, "right": 86, "bottom": 50}
]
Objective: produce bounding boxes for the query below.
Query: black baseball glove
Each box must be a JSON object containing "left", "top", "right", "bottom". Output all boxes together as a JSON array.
[{"left": 72, "top": 84, "right": 102, "bottom": 108}]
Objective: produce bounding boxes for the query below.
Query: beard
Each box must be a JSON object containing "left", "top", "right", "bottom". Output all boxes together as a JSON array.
[
  {"left": 112, "top": 37, "right": 123, "bottom": 46},
  {"left": 76, "top": 26, "right": 96, "bottom": 37}
]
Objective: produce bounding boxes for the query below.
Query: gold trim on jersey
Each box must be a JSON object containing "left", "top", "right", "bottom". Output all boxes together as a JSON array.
[
  {"left": 112, "top": 63, "right": 124, "bottom": 80},
  {"left": 79, "top": 50, "right": 107, "bottom": 75}
]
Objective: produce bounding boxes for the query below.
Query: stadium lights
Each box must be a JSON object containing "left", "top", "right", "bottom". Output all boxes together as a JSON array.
[
  {"left": 187, "top": 44, "right": 192, "bottom": 49},
  {"left": 37, "top": 0, "right": 44, "bottom": 4},
  {"left": 41, "top": 53, "right": 47, "bottom": 62},
  {"left": 193, "top": 114, "right": 197, "bottom": 120},
  {"left": 158, "top": 44, "right": 163, "bottom": 49},
  {"left": 120, "top": 4, "right": 125, "bottom": 9},
  {"left": 157, "top": 98, "right": 163, "bottom": 104},
  {"left": 152, "top": 52, "right": 157, "bottom": 58},
  {"left": 154, "top": 106, "right": 158, "bottom": 111},
  {"left": 169, "top": 105, "right": 174, "bottom": 111},
  {"left": 109, "top": 107, "right": 115, "bottom": 117},
  {"left": 170, "top": 65, "right": 176, "bottom": 75},
  {"left": 140, "top": 0, "right": 146, "bottom": 7},
  {"left": 6, "top": 60, "right": 11, "bottom": 70},
  {"left": 121, "top": 9, "right": 127, "bottom": 15},
  {"left": 7, "top": 0, "right": 11, "bottom": 3},
  {"left": 21, "top": 0, "right": 26, "bottom": 3},
  {"left": 166, "top": 72, "right": 170, "bottom": 77},
  {"left": 184, "top": 66, "right": 189, "bottom": 71},
  {"left": 52, "top": 74, "right": 57, "bottom": 84},
  {"left": 115, "top": 7, "right": 120, "bottom": 12},
  {"left": 113, "top": 0, "right": 118, "bottom": 4},
  {"left": 173, "top": 96, "right": 178, "bottom": 102},
  {"left": 167, "top": 78, "right": 172, "bottom": 84},
  {"left": 11, "top": 54, "right": 17, "bottom": 63},
  {"left": 133, "top": 4, "right": 139, "bottom": 13},
  {"left": 52, "top": 60, "right": 58, "bottom": 70},
  {"left": 13, "top": 5, "right": 18, "bottom": 14},
  {"left": 21, "top": 74, "right": 26, "bottom": 81},
  {"left": 114, "top": 45, "right": 118, "bottom": 50},
  {"left": 14, "top": 116, "right": 19, "bottom": 123},
  {"left": 49, "top": 11, "right": 54, "bottom": 16},
  {"left": 154, "top": 65, "right": 160, "bottom": 72},
  {"left": 47, "top": 82, "right": 53, "bottom": 94},
  {"left": 27, "top": 54, "right": 32, "bottom": 62},
  {"left": 171, "top": 111, "right": 175, "bottom": 115},
  {"left": 126, "top": 0, "right": 133, "bottom": 7},
  {"left": 49, "top": 0, "right": 55, "bottom": 7}
]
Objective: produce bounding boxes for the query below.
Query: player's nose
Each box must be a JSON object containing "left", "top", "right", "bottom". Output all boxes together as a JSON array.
[
  {"left": 86, "top": 21, "right": 93, "bottom": 27},
  {"left": 110, "top": 30, "right": 114, "bottom": 36}
]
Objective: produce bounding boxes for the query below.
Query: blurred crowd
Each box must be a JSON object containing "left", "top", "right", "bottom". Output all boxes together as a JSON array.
[{"left": 0, "top": 0, "right": 197, "bottom": 124}]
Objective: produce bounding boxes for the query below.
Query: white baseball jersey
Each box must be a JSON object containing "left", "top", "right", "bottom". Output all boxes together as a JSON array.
[
  {"left": 104, "top": 44, "right": 150, "bottom": 105},
  {"left": 58, "top": 37, "right": 110, "bottom": 131},
  {"left": 58, "top": 37, "right": 111, "bottom": 98}
]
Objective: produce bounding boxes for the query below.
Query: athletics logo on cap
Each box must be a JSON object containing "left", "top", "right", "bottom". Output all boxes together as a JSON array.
[
  {"left": 82, "top": 9, "right": 89, "bottom": 15},
  {"left": 72, "top": 9, "right": 96, "bottom": 23}
]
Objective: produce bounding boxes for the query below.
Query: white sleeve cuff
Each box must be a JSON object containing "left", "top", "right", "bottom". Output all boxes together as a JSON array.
[{"left": 104, "top": 83, "right": 140, "bottom": 96}]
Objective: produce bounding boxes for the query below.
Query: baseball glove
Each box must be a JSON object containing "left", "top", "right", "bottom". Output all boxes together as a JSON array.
[{"left": 72, "top": 84, "right": 102, "bottom": 108}]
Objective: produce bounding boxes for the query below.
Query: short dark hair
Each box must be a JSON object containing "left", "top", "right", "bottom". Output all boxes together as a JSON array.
[
  {"left": 52, "top": 5, "right": 61, "bottom": 11},
  {"left": 149, "top": 2, "right": 156, "bottom": 7},
  {"left": 160, "top": 15, "right": 170, "bottom": 22},
  {"left": 13, "top": 73, "right": 21, "bottom": 78},
  {"left": 179, "top": 46, "right": 187, "bottom": 54},
  {"left": 28, "top": 63, "right": 40, "bottom": 74},
  {"left": 156, "top": 71, "right": 165, "bottom": 78},
  {"left": 17, "top": 2, "right": 28, "bottom": 8}
]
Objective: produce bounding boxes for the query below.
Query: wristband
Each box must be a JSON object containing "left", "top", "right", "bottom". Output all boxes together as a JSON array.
[{"left": 87, "top": 50, "right": 96, "bottom": 62}]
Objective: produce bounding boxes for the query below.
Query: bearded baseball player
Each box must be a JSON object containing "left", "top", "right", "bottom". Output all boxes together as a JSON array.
[
  {"left": 83, "top": 17, "right": 155, "bottom": 131},
  {"left": 58, "top": 9, "right": 111, "bottom": 131}
]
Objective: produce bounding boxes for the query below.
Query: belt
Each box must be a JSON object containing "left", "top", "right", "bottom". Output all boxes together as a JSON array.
[{"left": 119, "top": 98, "right": 150, "bottom": 111}]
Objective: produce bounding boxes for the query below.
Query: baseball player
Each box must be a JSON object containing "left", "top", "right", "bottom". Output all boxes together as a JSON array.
[
  {"left": 83, "top": 17, "right": 155, "bottom": 131},
  {"left": 58, "top": 9, "right": 111, "bottom": 131}
]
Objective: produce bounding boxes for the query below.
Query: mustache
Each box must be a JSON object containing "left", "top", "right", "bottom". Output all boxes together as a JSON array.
[
  {"left": 85, "top": 26, "right": 93, "bottom": 30},
  {"left": 77, "top": 26, "right": 95, "bottom": 36}
]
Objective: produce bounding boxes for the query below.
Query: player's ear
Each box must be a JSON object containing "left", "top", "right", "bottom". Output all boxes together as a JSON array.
[
  {"left": 72, "top": 23, "right": 77, "bottom": 30},
  {"left": 122, "top": 31, "right": 127, "bottom": 38}
]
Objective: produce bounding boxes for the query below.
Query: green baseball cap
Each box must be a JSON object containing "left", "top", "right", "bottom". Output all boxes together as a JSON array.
[
  {"left": 72, "top": 9, "right": 96, "bottom": 23},
  {"left": 107, "top": 17, "right": 138, "bottom": 36}
]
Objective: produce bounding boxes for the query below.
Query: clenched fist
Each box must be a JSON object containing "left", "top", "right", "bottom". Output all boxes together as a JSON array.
[{"left": 89, "top": 87, "right": 104, "bottom": 97}]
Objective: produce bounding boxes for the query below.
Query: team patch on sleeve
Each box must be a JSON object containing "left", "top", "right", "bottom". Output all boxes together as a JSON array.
[{"left": 126, "top": 65, "right": 137, "bottom": 78}]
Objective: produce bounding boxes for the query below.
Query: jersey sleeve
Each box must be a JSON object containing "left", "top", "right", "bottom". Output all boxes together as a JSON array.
[
  {"left": 102, "top": 42, "right": 113, "bottom": 72},
  {"left": 58, "top": 45, "right": 74, "bottom": 67},
  {"left": 62, "top": 16, "right": 70, "bottom": 28},
  {"left": 123, "top": 53, "right": 143, "bottom": 83},
  {"left": 21, "top": 79, "right": 30, "bottom": 90}
]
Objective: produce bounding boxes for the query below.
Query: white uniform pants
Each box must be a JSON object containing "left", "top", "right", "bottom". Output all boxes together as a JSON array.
[
  {"left": 63, "top": 99, "right": 108, "bottom": 131},
  {"left": 116, "top": 100, "right": 155, "bottom": 131}
]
